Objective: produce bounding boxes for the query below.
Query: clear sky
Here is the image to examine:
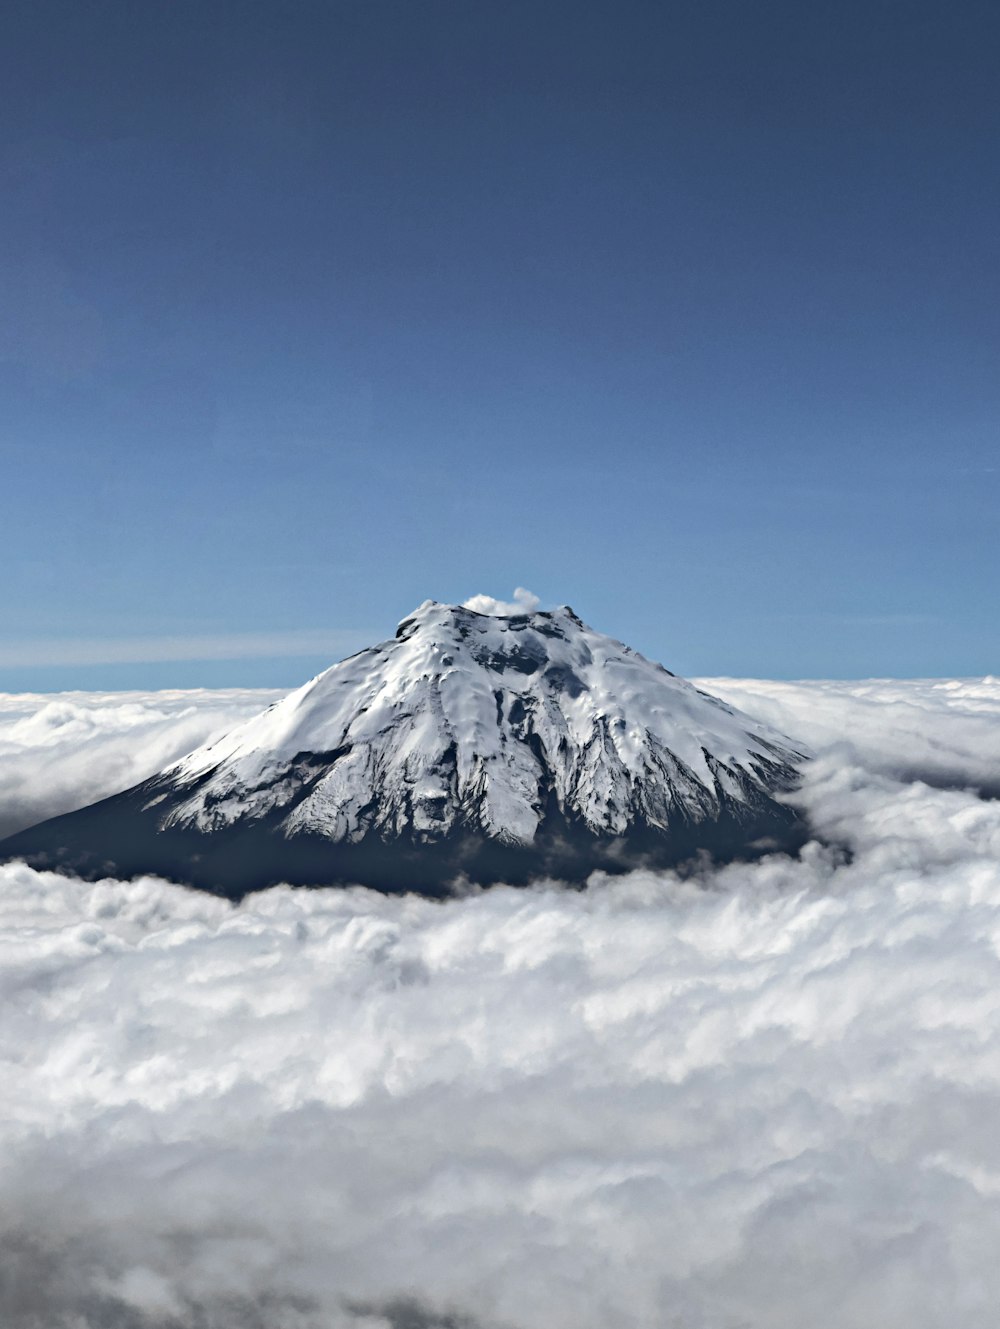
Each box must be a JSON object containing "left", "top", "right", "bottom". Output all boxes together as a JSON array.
[{"left": 2, "top": 0, "right": 998, "bottom": 689}]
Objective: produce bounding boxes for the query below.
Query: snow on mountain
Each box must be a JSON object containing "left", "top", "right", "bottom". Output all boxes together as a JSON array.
[
  {"left": 161, "top": 600, "right": 805, "bottom": 840},
  {"left": 0, "top": 601, "right": 809, "bottom": 894}
]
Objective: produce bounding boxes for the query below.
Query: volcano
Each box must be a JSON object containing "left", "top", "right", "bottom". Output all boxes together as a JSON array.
[{"left": 0, "top": 601, "right": 810, "bottom": 895}]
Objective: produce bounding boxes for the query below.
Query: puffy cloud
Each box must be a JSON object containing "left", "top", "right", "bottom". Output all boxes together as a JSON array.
[
  {"left": 3, "top": 677, "right": 1000, "bottom": 1326},
  {"left": 697, "top": 675, "right": 1000, "bottom": 793},
  {"left": 461, "top": 588, "right": 541, "bottom": 616},
  {"left": 0, "top": 688, "right": 279, "bottom": 838}
]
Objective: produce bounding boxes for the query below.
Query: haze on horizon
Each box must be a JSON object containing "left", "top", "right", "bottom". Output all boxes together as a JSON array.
[{"left": 2, "top": 0, "right": 998, "bottom": 690}]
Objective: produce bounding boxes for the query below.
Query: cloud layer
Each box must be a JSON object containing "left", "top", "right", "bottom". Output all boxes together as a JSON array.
[
  {"left": 2, "top": 677, "right": 1000, "bottom": 1326},
  {"left": 699, "top": 675, "right": 1000, "bottom": 794},
  {"left": 0, "top": 688, "right": 279, "bottom": 838}
]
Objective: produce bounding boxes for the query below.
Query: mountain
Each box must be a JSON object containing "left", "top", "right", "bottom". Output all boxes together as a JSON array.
[{"left": 0, "top": 601, "right": 809, "bottom": 896}]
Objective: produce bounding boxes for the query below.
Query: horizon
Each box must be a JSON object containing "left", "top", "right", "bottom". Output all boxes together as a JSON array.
[{"left": 0, "top": 587, "right": 994, "bottom": 693}]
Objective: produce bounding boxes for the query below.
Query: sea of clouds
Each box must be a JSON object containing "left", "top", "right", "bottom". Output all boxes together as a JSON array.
[
  {"left": 0, "top": 687, "right": 282, "bottom": 841},
  {"left": 3, "top": 676, "right": 1000, "bottom": 1328}
]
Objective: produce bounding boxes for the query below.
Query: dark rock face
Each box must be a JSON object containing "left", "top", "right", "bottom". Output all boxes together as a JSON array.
[{"left": 0, "top": 759, "right": 806, "bottom": 900}]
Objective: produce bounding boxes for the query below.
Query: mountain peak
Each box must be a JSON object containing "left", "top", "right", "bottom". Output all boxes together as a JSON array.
[
  {"left": 395, "top": 598, "right": 583, "bottom": 647},
  {"left": 0, "top": 601, "right": 810, "bottom": 896}
]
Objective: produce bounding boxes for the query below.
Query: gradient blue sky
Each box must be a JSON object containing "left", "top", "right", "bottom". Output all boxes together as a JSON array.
[{"left": 2, "top": 0, "right": 998, "bottom": 688}]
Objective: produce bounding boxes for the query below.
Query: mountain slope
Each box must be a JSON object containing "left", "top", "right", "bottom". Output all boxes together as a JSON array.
[{"left": 0, "top": 602, "right": 810, "bottom": 895}]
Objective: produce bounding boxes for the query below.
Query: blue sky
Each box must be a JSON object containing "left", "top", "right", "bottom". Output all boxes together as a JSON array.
[{"left": 2, "top": 0, "right": 998, "bottom": 688}]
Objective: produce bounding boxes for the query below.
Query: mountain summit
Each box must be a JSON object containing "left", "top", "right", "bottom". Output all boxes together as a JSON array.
[{"left": 0, "top": 601, "right": 809, "bottom": 895}]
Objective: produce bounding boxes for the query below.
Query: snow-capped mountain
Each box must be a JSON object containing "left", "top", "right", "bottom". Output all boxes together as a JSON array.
[{"left": 0, "top": 601, "right": 809, "bottom": 895}]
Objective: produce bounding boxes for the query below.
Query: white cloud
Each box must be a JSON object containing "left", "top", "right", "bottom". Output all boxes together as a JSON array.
[
  {"left": 461, "top": 588, "right": 541, "bottom": 616},
  {"left": 695, "top": 675, "right": 1000, "bottom": 792},
  {"left": 0, "top": 687, "right": 280, "bottom": 838},
  {"left": 3, "top": 677, "right": 1000, "bottom": 1325}
]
